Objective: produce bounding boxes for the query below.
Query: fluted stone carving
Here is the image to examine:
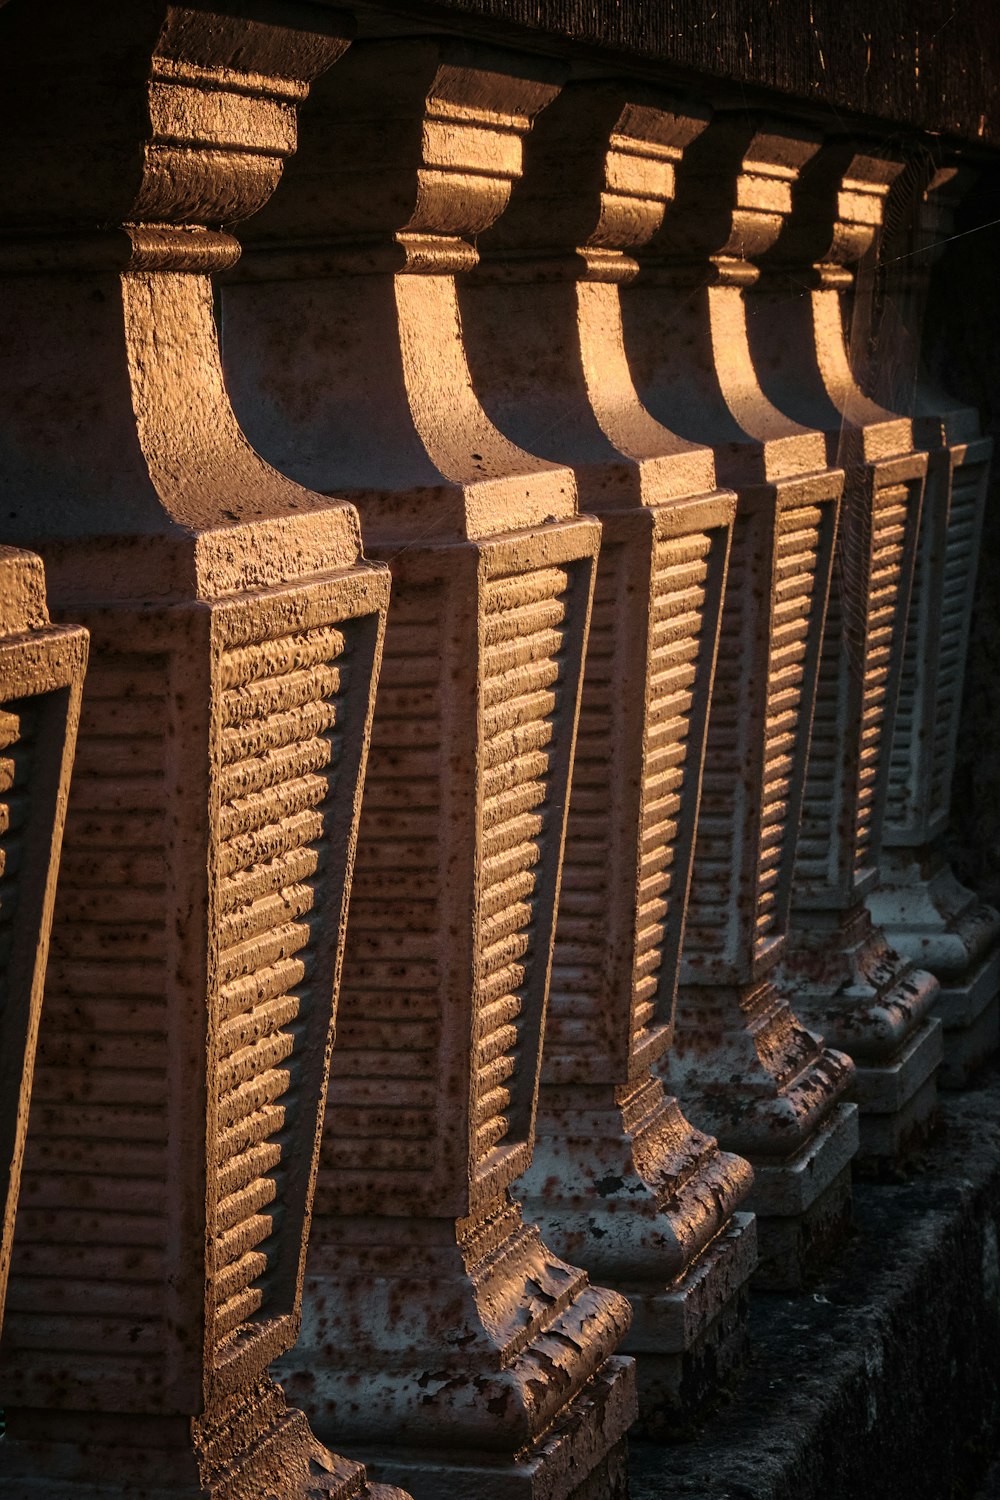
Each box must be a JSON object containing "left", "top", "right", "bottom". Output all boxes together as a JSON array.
[
  {"left": 221, "top": 39, "right": 635, "bottom": 1499},
  {"left": 0, "top": 8, "right": 405, "bottom": 1498},
  {"left": 866, "top": 163, "right": 1000, "bottom": 1088},
  {"left": 746, "top": 141, "right": 943, "bottom": 1166},
  {"left": 0, "top": 551, "right": 87, "bottom": 1337},
  {"left": 616, "top": 116, "right": 858, "bottom": 1290},
  {"left": 456, "top": 80, "right": 757, "bottom": 1418}
]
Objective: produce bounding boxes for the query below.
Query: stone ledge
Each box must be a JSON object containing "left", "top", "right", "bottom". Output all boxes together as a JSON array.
[
  {"left": 358, "top": 0, "right": 1000, "bottom": 148},
  {"left": 630, "top": 1063, "right": 1000, "bottom": 1500}
]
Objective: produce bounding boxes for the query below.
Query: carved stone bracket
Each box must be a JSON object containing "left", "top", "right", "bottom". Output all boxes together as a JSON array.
[
  {"left": 0, "top": 551, "right": 87, "bottom": 1339},
  {"left": 452, "top": 78, "right": 758, "bottom": 1419},
  {"left": 222, "top": 38, "right": 635, "bottom": 1499},
  {"left": 866, "top": 162, "right": 1000, "bottom": 1088},
  {"left": 610, "top": 113, "right": 857, "bottom": 1289},
  {"left": 748, "top": 139, "right": 944, "bottom": 1167},
  {"left": 0, "top": 8, "right": 403, "bottom": 1498}
]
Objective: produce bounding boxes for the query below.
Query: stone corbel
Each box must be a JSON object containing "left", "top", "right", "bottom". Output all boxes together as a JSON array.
[
  {"left": 0, "top": 8, "right": 403, "bottom": 1498},
  {"left": 866, "top": 162, "right": 1000, "bottom": 1087},
  {"left": 0, "top": 552, "right": 87, "bottom": 1338},
  {"left": 456, "top": 79, "right": 758, "bottom": 1421},
  {"left": 220, "top": 38, "right": 635, "bottom": 1500},
  {"left": 616, "top": 114, "right": 858, "bottom": 1290},
  {"left": 747, "top": 139, "right": 944, "bottom": 1167}
]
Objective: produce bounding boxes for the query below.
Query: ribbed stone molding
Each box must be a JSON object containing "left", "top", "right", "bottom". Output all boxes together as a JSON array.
[
  {"left": 615, "top": 115, "right": 858, "bottom": 1290},
  {"left": 866, "top": 162, "right": 1000, "bottom": 1088},
  {"left": 222, "top": 39, "right": 635, "bottom": 1500},
  {"left": 746, "top": 139, "right": 943, "bottom": 1168},
  {"left": 455, "top": 80, "right": 757, "bottom": 1419},
  {"left": 0, "top": 551, "right": 87, "bottom": 1339},
  {"left": 0, "top": 9, "right": 404, "bottom": 1499}
]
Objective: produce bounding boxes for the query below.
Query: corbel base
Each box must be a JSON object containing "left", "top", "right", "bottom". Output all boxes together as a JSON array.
[
  {"left": 519, "top": 1084, "right": 754, "bottom": 1422},
  {"left": 624, "top": 1213, "right": 757, "bottom": 1425},
  {"left": 281, "top": 1203, "right": 631, "bottom": 1493},
  {"left": 670, "top": 972, "right": 858, "bottom": 1288},
  {"left": 356, "top": 1359, "right": 636, "bottom": 1500},
  {"left": 935, "top": 945, "right": 1000, "bottom": 1087},
  {"left": 744, "top": 1102, "right": 858, "bottom": 1290},
  {"left": 866, "top": 850, "right": 1000, "bottom": 1084},
  {"left": 782, "top": 903, "right": 942, "bottom": 1166},
  {"left": 853, "top": 1017, "right": 944, "bottom": 1168},
  {"left": 868, "top": 847, "right": 1000, "bottom": 981},
  {"left": 0, "top": 1384, "right": 400, "bottom": 1500}
]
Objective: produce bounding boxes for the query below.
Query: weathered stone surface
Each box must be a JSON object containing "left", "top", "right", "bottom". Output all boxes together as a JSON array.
[
  {"left": 750, "top": 139, "right": 942, "bottom": 1168},
  {"left": 396, "top": 0, "right": 1000, "bottom": 148},
  {"left": 222, "top": 37, "right": 634, "bottom": 1498},
  {"left": 613, "top": 113, "right": 856, "bottom": 1287},
  {"left": 0, "top": 8, "right": 402, "bottom": 1497},
  {"left": 630, "top": 1064, "right": 1000, "bottom": 1500},
  {"left": 928, "top": 175, "right": 1000, "bottom": 928},
  {"left": 453, "top": 78, "right": 756, "bottom": 1415},
  {"left": 345, "top": 1358, "right": 637, "bottom": 1500},
  {"left": 867, "top": 163, "right": 1000, "bottom": 1088},
  {"left": 0, "top": 6, "right": 994, "bottom": 1497},
  {"left": 0, "top": 549, "right": 87, "bottom": 1337}
]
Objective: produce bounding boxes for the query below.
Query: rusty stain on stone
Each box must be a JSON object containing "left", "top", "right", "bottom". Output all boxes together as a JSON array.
[
  {"left": 612, "top": 113, "right": 858, "bottom": 1292},
  {"left": 867, "top": 163, "right": 1000, "bottom": 1089},
  {"left": 0, "top": 8, "right": 403, "bottom": 1498},
  {"left": 458, "top": 79, "right": 758, "bottom": 1422},
  {"left": 0, "top": 549, "right": 88, "bottom": 1341},
  {"left": 753, "top": 138, "right": 944, "bottom": 1172},
  {"left": 0, "top": 6, "right": 993, "bottom": 1497},
  {"left": 222, "top": 36, "right": 635, "bottom": 1500}
]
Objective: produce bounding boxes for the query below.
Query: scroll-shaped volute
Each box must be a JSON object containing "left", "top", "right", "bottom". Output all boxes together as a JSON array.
[
  {"left": 224, "top": 37, "right": 575, "bottom": 539},
  {"left": 746, "top": 136, "right": 942, "bottom": 1169},
  {"left": 758, "top": 140, "right": 903, "bottom": 280},
  {"left": 619, "top": 116, "right": 834, "bottom": 487},
  {"left": 462, "top": 82, "right": 724, "bottom": 504},
  {"left": 0, "top": 0, "right": 349, "bottom": 236},
  {"left": 237, "top": 36, "right": 562, "bottom": 263},
  {"left": 645, "top": 114, "right": 823, "bottom": 269},
  {"left": 749, "top": 143, "right": 916, "bottom": 454},
  {"left": 459, "top": 80, "right": 758, "bottom": 1422},
  {"left": 0, "top": 550, "right": 87, "bottom": 1334},
  {"left": 474, "top": 80, "right": 707, "bottom": 269},
  {"left": 865, "top": 162, "right": 977, "bottom": 416},
  {"left": 0, "top": 0, "right": 358, "bottom": 561},
  {"left": 0, "top": 9, "right": 405, "bottom": 1500},
  {"left": 868, "top": 161, "right": 1000, "bottom": 1088},
  {"left": 223, "top": 38, "right": 635, "bottom": 1500}
]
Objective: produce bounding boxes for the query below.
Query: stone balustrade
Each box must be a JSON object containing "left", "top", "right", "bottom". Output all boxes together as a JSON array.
[
  {"left": 0, "top": 8, "right": 402, "bottom": 1498},
  {"left": 866, "top": 164, "right": 1000, "bottom": 1089},
  {"left": 760, "top": 142, "right": 942, "bottom": 1170},
  {"left": 0, "top": 551, "right": 88, "bottom": 1340},
  {"left": 0, "top": 3, "right": 994, "bottom": 1498}
]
